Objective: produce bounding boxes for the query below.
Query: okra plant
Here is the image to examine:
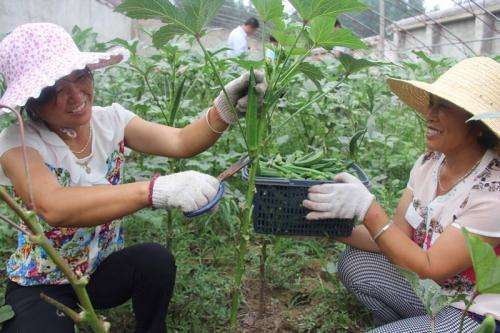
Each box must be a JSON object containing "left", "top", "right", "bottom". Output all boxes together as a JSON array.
[
  {"left": 0, "top": 107, "right": 109, "bottom": 332},
  {"left": 398, "top": 228, "right": 500, "bottom": 333},
  {"left": 116, "top": 0, "right": 372, "bottom": 327}
]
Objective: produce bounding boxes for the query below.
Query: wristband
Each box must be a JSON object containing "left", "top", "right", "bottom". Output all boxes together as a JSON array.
[
  {"left": 148, "top": 173, "right": 160, "bottom": 207},
  {"left": 372, "top": 220, "right": 394, "bottom": 242}
]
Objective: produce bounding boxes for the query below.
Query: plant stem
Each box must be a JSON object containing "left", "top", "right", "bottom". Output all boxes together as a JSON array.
[
  {"left": 229, "top": 159, "right": 259, "bottom": 327},
  {"left": 270, "top": 23, "right": 306, "bottom": 93},
  {"left": 0, "top": 188, "right": 108, "bottom": 333},
  {"left": 264, "top": 75, "right": 347, "bottom": 145},
  {"left": 458, "top": 291, "right": 479, "bottom": 333},
  {"left": 259, "top": 240, "right": 267, "bottom": 318},
  {"left": 40, "top": 293, "right": 81, "bottom": 323}
]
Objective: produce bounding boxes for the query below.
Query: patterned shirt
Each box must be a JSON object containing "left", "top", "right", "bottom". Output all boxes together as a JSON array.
[
  {"left": 0, "top": 103, "right": 136, "bottom": 285},
  {"left": 406, "top": 150, "right": 500, "bottom": 320}
]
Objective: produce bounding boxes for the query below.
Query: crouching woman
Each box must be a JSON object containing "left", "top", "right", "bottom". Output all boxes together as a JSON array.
[
  {"left": 304, "top": 57, "right": 500, "bottom": 332},
  {"left": 0, "top": 23, "right": 265, "bottom": 332}
]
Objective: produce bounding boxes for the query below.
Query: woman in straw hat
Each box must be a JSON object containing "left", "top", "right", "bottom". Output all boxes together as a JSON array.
[
  {"left": 305, "top": 57, "right": 500, "bottom": 332},
  {"left": 0, "top": 23, "right": 265, "bottom": 332}
]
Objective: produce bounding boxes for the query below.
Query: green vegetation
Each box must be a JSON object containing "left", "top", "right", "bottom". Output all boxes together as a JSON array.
[{"left": 0, "top": 0, "right": 498, "bottom": 331}]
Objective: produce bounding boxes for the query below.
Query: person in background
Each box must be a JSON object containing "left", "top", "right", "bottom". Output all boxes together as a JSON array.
[
  {"left": 304, "top": 57, "right": 500, "bottom": 332},
  {"left": 227, "top": 17, "right": 260, "bottom": 57},
  {"left": 265, "top": 35, "right": 278, "bottom": 62}
]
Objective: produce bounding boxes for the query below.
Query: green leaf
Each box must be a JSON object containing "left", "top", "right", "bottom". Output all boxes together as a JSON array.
[
  {"left": 152, "top": 25, "right": 186, "bottom": 48},
  {"left": 349, "top": 129, "right": 366, "bottom": 158},
  {"left": 229, "top": 58, "right": 265, "bottom": 70},
  {"left": 475, "top": 315, "right": 497, "bottom": 333},
  {"left": 398, "top": 267, "right": 466, "bottom": 317},
  {"left": 289, "top": 0, "right": 366, "bottom": 22},
  {"left": 463, "top": 228, "right": 500, "bottom": 294},
  {"left": 339, "top": 54, "right": 390, "bottom": 75},
  {"left": 297, "top": 62, "right": 324, "bottom": 90},
  {"left": 251, "top": 0, "right": 284, "bottom": 23},
  {"left": 413, "top": 50, "right": 439, "bottom": 67},
  {"left": 116, "top": 0, "right": 224, "bottom": 39},
  {"left": 309, "top": 17, "right": 366, "bottom": 50},
  {"left": 0, "top": 305, "right": 14, "bottom": 323}
]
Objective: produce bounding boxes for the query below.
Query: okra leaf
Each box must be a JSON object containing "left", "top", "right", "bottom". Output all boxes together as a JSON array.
[
  {"left": 398, "top": 268, "right": 465, "bottom": 317},
  {"left": 475, "top": 315, "right": 497, "bottom": 333},
  {"left": 297, "top": 63, "right": 324, "bottom": 91},
  {"left": 339, "top": 54, "right": 390, "bottom": 75},
  {"left": 117, "top": 0, "right": 224, "bottom": 39},
  {"left": 229, "top": 58, "right": 265, "bottom": 70},
  {"left": 289, "top": 0, "right": 366, "bottom": 23},
  {"left": 153, "top": 25, "right": 186, "bottom": 48},
  {"left": 413, "top": 50, "right": 440, "bottom": 67},
  {"left": 0, "top": 305, "right": 14, "bottom": 323},
  {"left": 348, "top": 129, "right": 366, "bottom": 158},
  {"left": 463, "top": 228, "right": 500, "bottom": 294},
  {"left": 251, "top": 0, "right": 284, "bottom": 23},
  {"left": 309, "top": 17, "right": 366, "bottom": 50}
]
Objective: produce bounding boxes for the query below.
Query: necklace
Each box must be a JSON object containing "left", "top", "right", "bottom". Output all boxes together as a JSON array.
[
  {"left": 69, "top": 125, "right": 92, "bottom": 155},
  {"left": 76, "top": 153, "right": 93, "bottom": 174},
  {"left": 437, "top": 155, "right": 482, "bottom": 193}
]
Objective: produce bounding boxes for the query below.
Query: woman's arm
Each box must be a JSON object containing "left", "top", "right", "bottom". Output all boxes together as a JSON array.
[
  {"left": 364, "top": 202, "right": 500, "bottom": 282},
  {"left": 1, "top": 148, "right": 150, "bottom": 228},
  {"left": 124, "top": 106, "right": 228, "bottom": 158},
  {"left": 336, "top": 188, "right": 414, "bottom": 252}
]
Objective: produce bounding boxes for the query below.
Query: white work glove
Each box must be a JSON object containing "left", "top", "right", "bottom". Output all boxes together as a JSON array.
[
  {"left": 213, "top": 71, "right": 267, "bottom": 124},
  {"left": 303, "top": 172, "right": 375, "bottom": 221},
  {"left": 149, "top": 171, "right": 220, "bottom": 212}
]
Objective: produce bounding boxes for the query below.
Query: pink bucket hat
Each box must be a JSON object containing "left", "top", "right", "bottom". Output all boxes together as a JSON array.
[{"left": 0, "top": 22, "right": 129, "bottom": 113}]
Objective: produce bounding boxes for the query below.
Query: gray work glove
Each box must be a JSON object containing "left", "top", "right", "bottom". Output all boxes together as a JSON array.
[{"left": 213, "top": 71, "right": 267, "bottom": 124}]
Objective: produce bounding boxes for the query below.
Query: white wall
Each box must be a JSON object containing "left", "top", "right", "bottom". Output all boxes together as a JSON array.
[{"left": 0, "top": 0, "right": 133, "bottom": 42}]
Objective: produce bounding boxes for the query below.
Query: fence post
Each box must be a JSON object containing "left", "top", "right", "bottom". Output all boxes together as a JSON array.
[
  {"left": 425, "top": 22, "right": 441, "bottom": 54},
  {"left": 474, "top": 12, "right": 495, "bottom": 55},
  {"left": 379, "top": 0, "right": 386, "bottom": 58},
  {"left": 391, "top": 28, "right": 406, "bottom": 62}
]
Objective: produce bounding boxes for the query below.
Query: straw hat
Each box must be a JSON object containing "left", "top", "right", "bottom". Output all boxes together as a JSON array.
[
  {"left": 387, "top": 57, "right": 500, "bottom": 137},
  {"left": 0, "top": 23, "right": 129, "bottom": 114}
]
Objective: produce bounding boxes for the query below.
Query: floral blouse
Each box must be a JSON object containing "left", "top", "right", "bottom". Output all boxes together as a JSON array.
[
  {"left": 405, "top": 150, "right": 500, "bottom": 320},
  {"left": 0, "top": 103, "right": 136, "bottom": 285}
]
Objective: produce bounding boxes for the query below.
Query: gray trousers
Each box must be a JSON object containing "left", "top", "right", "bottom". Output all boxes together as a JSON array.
[{"left": 337, "top": 246, "right": 480, "bottom": 333}]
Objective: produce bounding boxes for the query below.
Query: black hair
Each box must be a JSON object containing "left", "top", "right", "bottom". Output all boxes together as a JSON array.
[
  {"left": 23, "top": 67, "right": 93, "bottom": 122},
  {"left": 335, "top": 19, "right": 342, "bottom": 28},
  {"left": 469, "top": 120, "right": 498, "bottom": 150},
  {"left": 244, "top": 17, "right": 260, "bottom": 29}
]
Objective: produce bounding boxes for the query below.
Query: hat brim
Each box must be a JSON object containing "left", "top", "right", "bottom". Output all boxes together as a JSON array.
[
  {"left": 0, "top": 47, "right": 129, "bottom": 113},
  {"left": 387, "top": 77, "right": 500, "bottom": 138}
]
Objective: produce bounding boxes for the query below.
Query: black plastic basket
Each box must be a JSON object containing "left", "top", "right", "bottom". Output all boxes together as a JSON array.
[{"left": 242, "top": 163, "right": 370, "bottom": 237}]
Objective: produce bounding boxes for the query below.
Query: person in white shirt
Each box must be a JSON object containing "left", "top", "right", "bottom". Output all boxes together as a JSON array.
[
  {"left": 0, "top": 22, "right": 267, "bottom": 332},
  {"left": 227, "top": 17, "right": 260, "bottom": 57}
]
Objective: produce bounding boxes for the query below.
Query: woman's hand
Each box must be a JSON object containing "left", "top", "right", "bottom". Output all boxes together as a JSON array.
[
  {"left": 303, "top": 172, "right": 374, "bottom": 221},
  {"left": 150, "top": 171, "right": 220, "bottom": 212},
  {"left": 214, "top": 71, "right": 267, "bottom": 124}
]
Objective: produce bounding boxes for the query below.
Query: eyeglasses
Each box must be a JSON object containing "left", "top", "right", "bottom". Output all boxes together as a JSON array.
[{"left": 35, "top": 68, "right": 93, "bottom": 105}]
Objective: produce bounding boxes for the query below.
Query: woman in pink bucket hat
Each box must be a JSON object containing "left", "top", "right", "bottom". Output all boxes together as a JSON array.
[
  {"left": 0, "top": 23, "right": 266, "bottom": 332},
  {"left": 304, "top": 57, "right": 500, "bottom": 332}
]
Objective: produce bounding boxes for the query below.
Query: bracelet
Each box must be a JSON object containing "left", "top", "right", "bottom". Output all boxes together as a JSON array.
[
  {"left": 205, "top": 107, "right": 225, "bottom": 134},
  {"left": 372, "top": 220, "right": 394, "bottom": 242}
]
